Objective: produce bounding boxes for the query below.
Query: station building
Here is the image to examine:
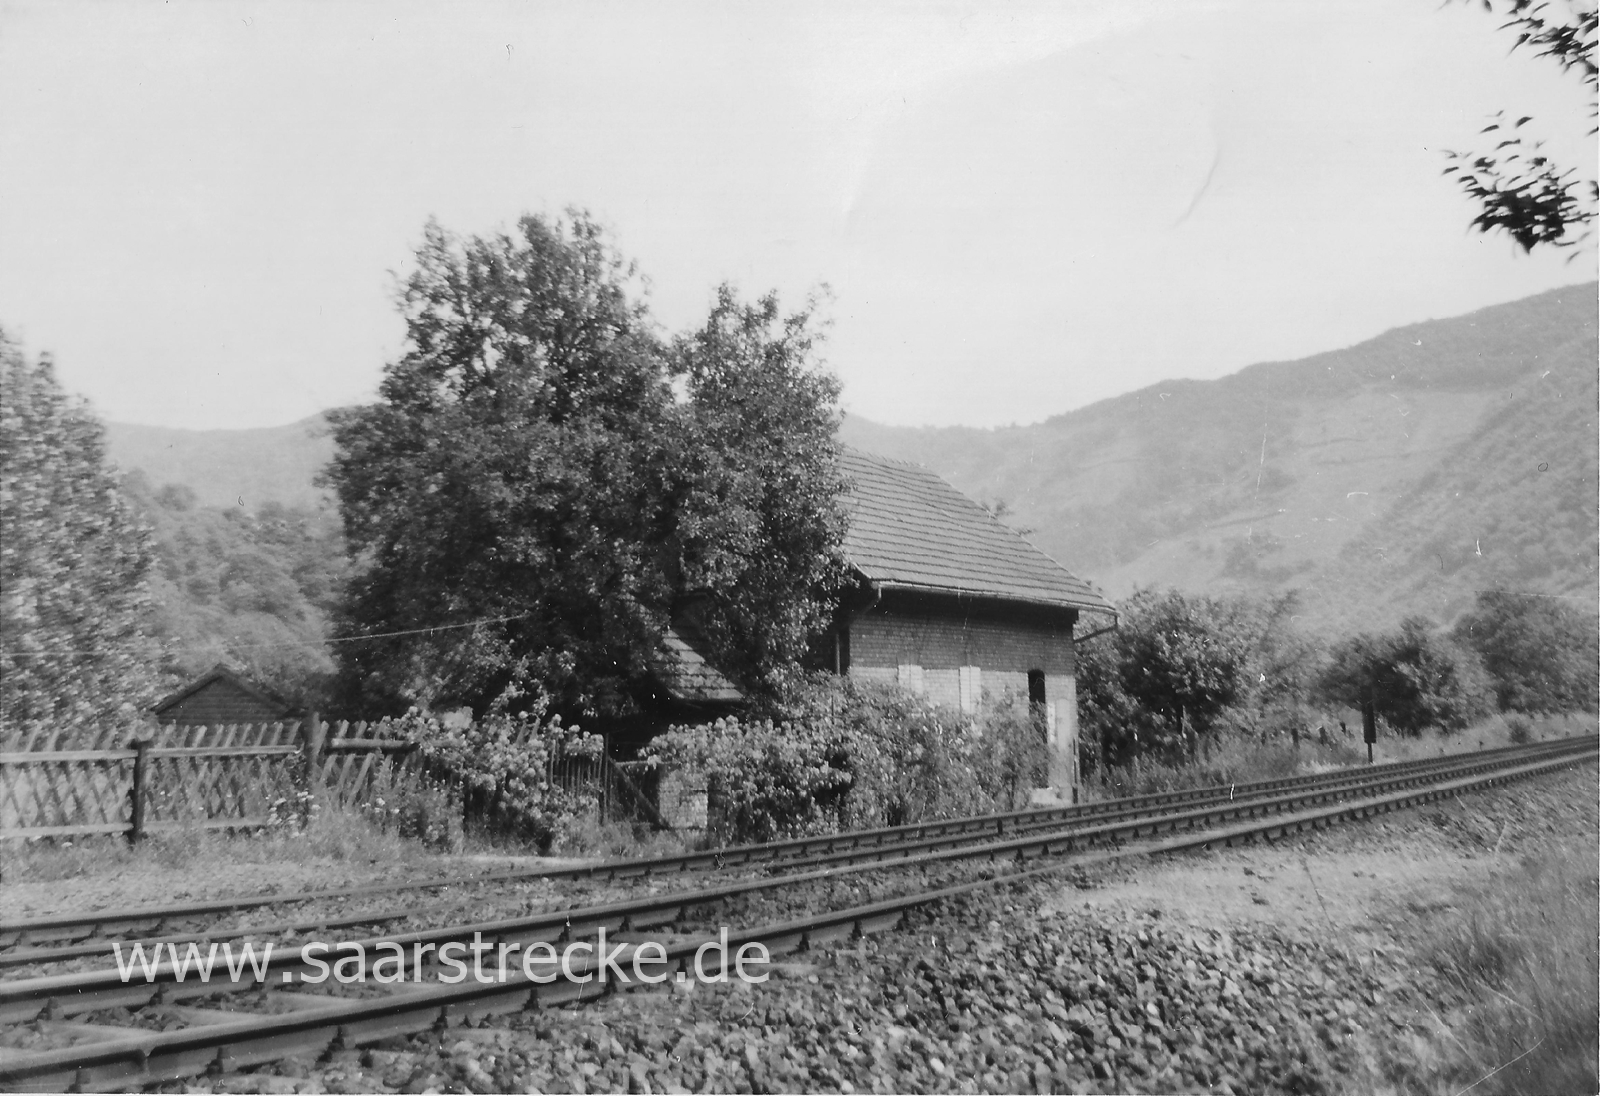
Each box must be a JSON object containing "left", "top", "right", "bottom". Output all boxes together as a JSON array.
[
  {"left": 828, "top": 448, "right": 1116, "bottom": 793},
  {"left": 655, "top": 447, "right": 1115, "bottom": 796}
]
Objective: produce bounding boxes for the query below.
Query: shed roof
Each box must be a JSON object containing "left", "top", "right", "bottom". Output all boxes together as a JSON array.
[
  {"left": 151, "top": 664, "right": 296, "bottom": 721},
  {"left": 840, "top": 448, "right": 1114, "bottom": 615},
  {"left": 656, "top": 625, "right": 744, "bottom": 704}
]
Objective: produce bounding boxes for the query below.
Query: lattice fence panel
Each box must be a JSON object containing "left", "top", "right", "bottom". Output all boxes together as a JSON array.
[
  {"left": 315, "top": 721, "right": 417, "bottom": 809},
  {"left": 0, "top": 751, "right": 136, "bottom": 835},
  {"left": 1, "top": 721, "right": 310, "bottom": 838},
  {"left": 138, "top": 748, "right": 299, "bottom": 827}
]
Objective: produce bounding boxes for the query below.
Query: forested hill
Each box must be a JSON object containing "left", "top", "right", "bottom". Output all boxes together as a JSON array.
[
  {"left": 841, "top": 282, "right": 1598, "bottom": 633},
  {"left": 104, "top": 282, "right": 1598, "bottom": 658},
  {"left": 104, "top": 414, "right": 335, "bottom": 511}
]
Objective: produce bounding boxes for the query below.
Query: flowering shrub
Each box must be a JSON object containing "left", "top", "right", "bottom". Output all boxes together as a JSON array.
[
  {"left": 354, "top": 760, "right": 460, "bottom": 850},
  {"left": 376, "top": 695, "right": 606, "bottom": 852},
  {"left": 645, "top": 715, "right": 854, "bottom": 843},
  {"left": 266, "top": 788, "right": 318, "bottom": 833},
  {"left": 647, "top": 675, "right": 1048, "bottom": 845}
]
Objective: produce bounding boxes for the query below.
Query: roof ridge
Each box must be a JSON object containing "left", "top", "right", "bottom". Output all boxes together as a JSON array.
[{"left": 839, "top": 445, "right": 931, "bottom": 472}]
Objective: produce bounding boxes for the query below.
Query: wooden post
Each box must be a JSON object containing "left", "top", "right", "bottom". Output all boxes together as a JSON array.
[
  {"left": 129, "top": 737, "right": 151, "bottom": 844},
  {"left": 302, "top": 711, "right": 323, "bottom": 790}
]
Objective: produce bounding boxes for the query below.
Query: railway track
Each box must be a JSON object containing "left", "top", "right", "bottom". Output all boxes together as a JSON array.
[
  {"left": 1, "top": 735, "right": 1575, "bottom": 970},
  {"left": 1, "top": 735, "right": 1592, "bottom": 1091}
]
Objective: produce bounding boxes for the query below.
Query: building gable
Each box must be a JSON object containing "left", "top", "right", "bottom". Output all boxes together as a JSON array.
[{"left": 152, "top": 665, "right": 296, "bottom": 726}]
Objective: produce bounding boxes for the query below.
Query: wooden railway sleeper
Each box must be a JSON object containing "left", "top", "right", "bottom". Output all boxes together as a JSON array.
[
  {"left": 9, "top": 740, "right": 1577, "bottom": 950},
  {"left": 5, "top": 744, "right": 1590, "bottom": 1035}
]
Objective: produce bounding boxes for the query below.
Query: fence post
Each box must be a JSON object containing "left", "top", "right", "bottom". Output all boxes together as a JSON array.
[
  {"left": 302, "top": 711, "right": 324, "bottom": 791},
  {"left": 129, "top": 737, "right": 151, "bottom": 844}
]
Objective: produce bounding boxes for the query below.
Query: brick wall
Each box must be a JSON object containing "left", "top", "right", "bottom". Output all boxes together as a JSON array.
[
  {"left": 844, "top": 593, "right": 1082, "bottom": 795},
  {"left": 849, "top": 600, "right": 1075, "bottom": 677}
]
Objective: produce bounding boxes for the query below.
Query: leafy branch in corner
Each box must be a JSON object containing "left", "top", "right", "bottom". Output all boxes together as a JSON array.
[{"left": 1442, "top": 0, "right": 1598, "bottom": 252}]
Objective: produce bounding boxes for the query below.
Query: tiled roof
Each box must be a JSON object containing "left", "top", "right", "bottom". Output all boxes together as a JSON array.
[
  {"left": 840, "top": 448, "right": 1114, "bottom": 615},
  {"left": 656, "top": 626, "right": 745, "bottom": 703}
]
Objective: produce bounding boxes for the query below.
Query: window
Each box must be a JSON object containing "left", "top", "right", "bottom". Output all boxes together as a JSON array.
[
  {"left": 1028, "top": 670, "right": 1050, "bottom": 741},
  {"left": 1027, "top": 670, "right": 1046, "bottom": 707},
  {"left": 958, "top": 665, "right": 982, "bottom": 715}
]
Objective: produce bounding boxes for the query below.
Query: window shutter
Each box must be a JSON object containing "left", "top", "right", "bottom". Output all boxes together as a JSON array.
[
  {"left": 897, "top": 664, "right": 925, "bottom": 696},
  {"left": 959, "top": 666, "right": 981, "bottom": 714}
]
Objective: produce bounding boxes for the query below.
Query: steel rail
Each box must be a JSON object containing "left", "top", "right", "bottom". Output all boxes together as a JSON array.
[
  {"left": 2, "top": 736, "right": 1575, "bottom": 950},
  {"left": 1, "top": 738, "right": 1582, "bottom": 969},
  {"left": 1, "top": 743, "right": 1590, "bottom": 1093},
  {"left": 3, "top": 737, "right": 1590, "bottom": 1026}
]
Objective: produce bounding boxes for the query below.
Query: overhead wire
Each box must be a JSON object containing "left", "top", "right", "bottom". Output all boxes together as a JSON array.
[{"left": 1, "top": 612, "right": 533, "bottom": 656}]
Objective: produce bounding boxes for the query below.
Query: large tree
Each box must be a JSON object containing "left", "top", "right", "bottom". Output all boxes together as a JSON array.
[
  {"left": 0, "top": 329, "right": 163, "bottom": 743},
  {"left": 324, "top": 213, "right": 845, "bottom": 717},
  {"left": 669, "top": 286, "right": 848, "bottom": 691}
]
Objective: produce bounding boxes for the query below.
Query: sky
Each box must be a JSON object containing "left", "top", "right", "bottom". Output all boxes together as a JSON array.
[{"left": 1, "top": 0, "right": 1595, "bottom": 431}]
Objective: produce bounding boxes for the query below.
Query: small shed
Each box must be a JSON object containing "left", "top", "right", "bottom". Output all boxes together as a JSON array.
[{"left": 151, "top": 664, "right": 297, "bottom": 727}]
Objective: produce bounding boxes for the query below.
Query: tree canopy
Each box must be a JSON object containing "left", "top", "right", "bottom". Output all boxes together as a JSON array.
[
  {"left": 323, "top": 213, "right": 846, "bottom": 718},
  {"left": 1076, "top": 588, "right": 1318, "bottom": 767},
  {"left": 0, "top": 329, "right": 163, "bottom": 742},
  {"left": 668, "top": 287, "right": 849, "bottom": 691},
  {"left": 1452, "top": 589, "right": 1599, "bottom": 712},
  {"left": 1317, "top": 617, "right": 1492, "bottom": 735}
]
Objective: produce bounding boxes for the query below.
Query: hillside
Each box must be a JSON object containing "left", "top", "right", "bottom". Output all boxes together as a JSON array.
[
  {"left": 115, "top": 472, "right": 346, "bottom": 704},
  {"left": 840, "top": 282, "right": 1598, "bottom": 632},
  {"left": 105, "top": 414, "right": 336, "bottom": 511},
  {"left": 103, "top": 284, "right": 1598, "bottom": 648}
]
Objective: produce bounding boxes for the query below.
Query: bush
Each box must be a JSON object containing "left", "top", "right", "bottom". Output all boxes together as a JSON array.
[
  {"left": 1076, "top": 588, "right": 1319, "bottom": 775},
  {"left": 354, "top": 759, "right": 461, "bottom": 851},
  {"left": 1317, "top": 616, "right": 1493, "bottom": 735},
  {"left": 378, "top": 695, "right": 605, "bottom": 852},
  {"left": 645, "top": 675, "right": 1047, "bottom": 845},
  {"left": 1453, "top": 590, "right": 1599, "bottom": 714}
]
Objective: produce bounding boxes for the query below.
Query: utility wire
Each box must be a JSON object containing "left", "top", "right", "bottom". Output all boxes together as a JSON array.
[{"left": 2, "top": 612, "right": 533, "bottom": 656}]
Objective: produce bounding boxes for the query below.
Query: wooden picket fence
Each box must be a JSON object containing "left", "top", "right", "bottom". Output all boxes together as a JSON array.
[
  {"left": 307, "top": 719, "right": 419, "bottom": 811},
  {"left": 1, "top": 718, "right": 667, "bottom": 840},
  {"left": 1, "top": 722, "right": 308, "bottom": 840},
  {"left": 0, "top": 717, "right": 415, "bottom": 841}
]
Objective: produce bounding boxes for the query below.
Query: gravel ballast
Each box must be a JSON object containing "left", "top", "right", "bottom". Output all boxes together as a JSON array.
[{"left": 119, "top": 759, "right": 1598, "bottom": 1094}]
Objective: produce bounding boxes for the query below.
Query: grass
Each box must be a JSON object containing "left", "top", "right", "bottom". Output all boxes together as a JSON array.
[
  {"left": 2, "top": 803, "right": 444, "bottom": 889},
  {"left": 1375, "top": 839, "right": 1600, "bottom": 1096},
  {"left": 3, "top": 787, "right": 693, "bottom": 894},
  {"left": 549, "top": 815, "right": 696, "bottom": 859},
  {"left": 1372, "top": 710, "right": 1596, "bottom": 764},
  {"left": 1082, "top": 734, "right": 1369, "bottom": 801},
  {"left": 1079, "top": 710, "right": 1597, "bottom": 802}
]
